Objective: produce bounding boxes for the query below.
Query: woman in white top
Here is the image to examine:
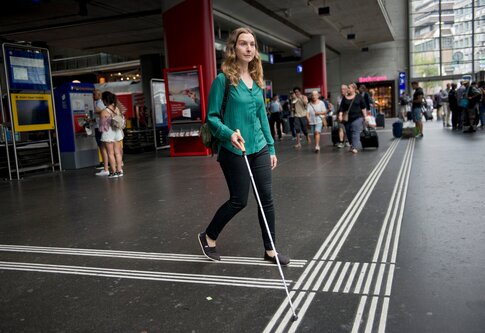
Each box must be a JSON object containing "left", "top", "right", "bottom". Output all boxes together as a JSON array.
[
  {"left": 100, "top": 91, "right": 124, "bottom": 178},
  {"left": 306, "top": 90, "right": 327, "bottom": 152}
]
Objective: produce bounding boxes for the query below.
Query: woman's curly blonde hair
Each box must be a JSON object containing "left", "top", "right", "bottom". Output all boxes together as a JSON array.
[{"left": 221, "top": 27, "right": 264, "bottom": 89}]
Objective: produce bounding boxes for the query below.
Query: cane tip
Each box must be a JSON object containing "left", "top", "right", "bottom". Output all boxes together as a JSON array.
[{"left": 291, "top": 315, "right": 298, "bottom": 322}]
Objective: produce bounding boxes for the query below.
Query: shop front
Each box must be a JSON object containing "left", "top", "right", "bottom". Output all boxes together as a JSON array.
[{"left": 357, "top": 76, "right": 396, "bottom": 118}]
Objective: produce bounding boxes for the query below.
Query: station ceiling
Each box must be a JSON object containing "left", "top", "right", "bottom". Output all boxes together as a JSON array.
[{"left": 0, "top": 0, "right": 394, "bottom": 62}]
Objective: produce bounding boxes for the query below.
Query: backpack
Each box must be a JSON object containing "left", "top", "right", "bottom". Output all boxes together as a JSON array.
[
  {"left": 111, "top": 112, "right": 126, "bottom": 130},
  {"left": 200, "top": 76, "right": 231, "bottom": 154}
]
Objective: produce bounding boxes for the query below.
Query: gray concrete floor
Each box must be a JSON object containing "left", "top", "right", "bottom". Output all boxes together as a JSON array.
[{"left": 1, "top": 119, "right": 484, "bottom": 333}]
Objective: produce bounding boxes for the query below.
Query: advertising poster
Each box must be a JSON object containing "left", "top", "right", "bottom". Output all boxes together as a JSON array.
[
  {"left": 151, "top": 79, "right": 168, "bottom": 127},
  {"left": 166, "top": 69, "right": 202, "bottom": 123}
]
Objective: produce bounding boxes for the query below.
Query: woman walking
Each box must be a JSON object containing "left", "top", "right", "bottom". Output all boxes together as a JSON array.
[
  {"left": 307, "top": 90, "right": 327, "bottom": 152},
  {"left": 338, "top": 83, "right": 367, "bottom": 154},
  {"left": 198, "top": 27, "right": 289, "bottom": 265}
]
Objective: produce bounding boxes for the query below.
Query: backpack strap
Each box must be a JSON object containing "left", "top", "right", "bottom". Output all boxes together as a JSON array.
[{"left": 220, "top": 75, "right": 231, "bottom": 121}]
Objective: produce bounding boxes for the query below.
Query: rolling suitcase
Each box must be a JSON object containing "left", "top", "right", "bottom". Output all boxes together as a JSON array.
[
  {"left": 393, "top": 120, "right": 403, "bottom": 138},
  {"left": 376, "top": 113, "right": 385, "bottom": 128},
  {"left": 331, "top": 122, "right": 340, "bottom": 146},
  {"left": 360, "top": 126, "right": 379, "bottom": 149}
]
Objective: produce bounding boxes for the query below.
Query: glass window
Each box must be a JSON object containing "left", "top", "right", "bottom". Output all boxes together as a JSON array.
[{"left": 410, "top": 0, "right": 481, "bottom": 80}]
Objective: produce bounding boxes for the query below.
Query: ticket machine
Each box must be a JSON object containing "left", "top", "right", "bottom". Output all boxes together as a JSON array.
[{"left": 54, "top": 82, "right": 98, "bottom": 169}]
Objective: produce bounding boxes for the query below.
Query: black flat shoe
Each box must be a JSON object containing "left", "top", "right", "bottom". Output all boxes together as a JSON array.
[
  {"left": 264, "top": 252, "right": 290, "bottom": 266},
  {"left": 198, "top": 232, "right": 220, "bottom": 261}
]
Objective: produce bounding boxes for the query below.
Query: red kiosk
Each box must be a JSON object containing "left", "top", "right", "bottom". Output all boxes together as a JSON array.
[{"left": 164, "top": 65, "right": 209, "bottom": 157}]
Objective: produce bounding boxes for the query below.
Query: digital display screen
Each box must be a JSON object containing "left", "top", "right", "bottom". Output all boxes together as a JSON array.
[
  {"left": 4, "top": 45, "right": 51, "bottom": 91},
  {"left": 15, "top": 99, "right": 50, "bottom": 125}
]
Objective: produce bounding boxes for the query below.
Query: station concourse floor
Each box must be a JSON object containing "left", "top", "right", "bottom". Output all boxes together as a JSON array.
[{"left": 1, "top": 119, "right": 484, "bottom": 333}]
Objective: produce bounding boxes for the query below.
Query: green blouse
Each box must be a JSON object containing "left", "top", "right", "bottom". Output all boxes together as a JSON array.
[{"left": 207, "top": 73, "right": 275, "bottom": 156}]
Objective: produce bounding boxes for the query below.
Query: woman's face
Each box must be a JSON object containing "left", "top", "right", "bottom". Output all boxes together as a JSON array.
[
  {"left": 348, "top": 85, "right": 356, "bottom": 94},
  {"left": 311, "top": 91, "right": 319, "bottom": 101},
  {"left": 235, "top": 33, "right": 256, "bottom": 64}
]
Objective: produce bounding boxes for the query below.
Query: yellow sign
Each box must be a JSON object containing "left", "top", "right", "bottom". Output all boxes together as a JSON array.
[{"left": 11, "top": 93, "right": 55, "bottom": 132}]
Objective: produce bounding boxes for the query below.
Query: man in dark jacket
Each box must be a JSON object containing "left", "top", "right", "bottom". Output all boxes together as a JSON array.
[{"left": 448, "top": 83, "right": 459, "bottom": 130}]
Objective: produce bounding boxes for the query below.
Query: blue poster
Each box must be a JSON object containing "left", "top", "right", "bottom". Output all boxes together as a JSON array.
[{"left": 399, "top": 72, "right": 406, "bottom": 94}]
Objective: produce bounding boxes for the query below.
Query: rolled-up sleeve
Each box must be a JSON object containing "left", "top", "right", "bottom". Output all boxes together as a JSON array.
[{"left": 257, "top": 93, "right": 275, "bottom": 155}]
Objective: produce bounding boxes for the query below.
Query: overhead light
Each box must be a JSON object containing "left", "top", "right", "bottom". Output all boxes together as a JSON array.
[
  {"left": 347, "top": 33, "right": 356, "bottom": 40},
  {"left": 318, "top": 7, "right": 330, "bottom": 15}
]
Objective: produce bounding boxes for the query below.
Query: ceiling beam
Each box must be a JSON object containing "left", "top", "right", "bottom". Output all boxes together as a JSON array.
[{"left": 0, "top": 9, "right": 161, "bottom": 36}]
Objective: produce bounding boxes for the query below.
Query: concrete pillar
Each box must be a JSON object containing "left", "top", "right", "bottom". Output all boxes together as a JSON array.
[
  {"left": 162, "top": 0, "right": 217, "bottom": 104},
  {"left": 140, "top": 53, "right": 163, "bottom": 113},
  {"left": 302, "top": 36, "right": 327, "bottom": 98}
]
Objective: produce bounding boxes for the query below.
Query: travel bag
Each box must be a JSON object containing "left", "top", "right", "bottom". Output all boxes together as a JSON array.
[
  {"left": 360, "top": 126, "right": 379, "bottom": 149},
  {"left": 376, "top": 113, "right": 385, "bottom": 128},
  {"left": 393, "top": 120, "right": 403, "bottom": 138}
]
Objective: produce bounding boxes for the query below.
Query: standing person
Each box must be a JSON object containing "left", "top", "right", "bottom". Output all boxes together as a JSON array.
[
  {"left": 288, "top": 92, "right": 297, "bottom": 139},
  {"left": 368, "top": 89, "right": 378, "bottom": 118},
  {"left": 449, "top": 83, "right": 459, "bottom": 130},
  {"left": 442, "top": 83, "right": 451, "bottom": 127},
  {"left": 399, "top": 92, "right": 410, "bottom": 120},
  {"left": 456, "top": 81, "right": 466, "bottom": 130},
  {"left": 268, "top": 95, "right": 283, "bottom": 141},
  {"left": 198, "top": 27, "right": 289, "bottom": 265},
  {"left": 359, "top": 85, "right": 371, "bottom": 111},
  {"left": 307, "top": 90, "right": 327, "bottom": 152},
  {"left": 433, "top": 90, "right": 443, "bottom": 121},
  {"left": 478, "top": 81, "right": 485, "bottom": 129},
  {"left": 336, "top": 84, "right": 350, "bottom": 148},
  {"left": 99, "top": 91, "right": 124, "bottom": 178},
  {"left": 411, "top": 81, "right": 425, "bottom": 138},
  {"left": 463, "top": 81, "right": 482, "bottom": 133},
  {"left": 93, "top": 89, "right": 110, "bottom": 176},
  {"left": 292, "top": 87, "right": 310, "bottom": 149},
  {"left": 338, "top": 83, "right": 367, "bottom": 153}
]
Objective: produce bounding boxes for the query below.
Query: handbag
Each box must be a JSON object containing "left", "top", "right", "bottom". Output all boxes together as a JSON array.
[
  {"left": 458, "top": 98, "right": 469, "bottom": 109},
  {"left": 200, "top": 76, "right": 231, "bottom": 152},
  {"left": 341, "top": 97, "right": 355, "bottom": 122}
]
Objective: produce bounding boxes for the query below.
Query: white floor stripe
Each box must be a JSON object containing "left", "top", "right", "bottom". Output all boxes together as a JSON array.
[
  {"left": 302, "top": 260, "right": 324, "bottom": 291},
  {"left": 264, "top": 140, "right": 401, "bottom": 332},
  {"left": 322, "top": 261, "right": 342, "bottom": 292},
  {"left": 333, "top": 261, "right": 351, "bottom": 292},
  {"left": 354, "top": 263, "right": 369, "bottom": 294},
  {"left": 324, "top": 140, "right": 400, "bottom": 261},
  {"left": 0, "top": 245, "right": 306, "bottom": 267},
  {"left": 373, "top": 263, "right": 387, "bottom": 296},
  {"left": 362, "top": 263, "right": 377, "bottom": 295},
  {"left": 288, "top": 292, "right": 316, "bottom": 333},
  {"left": 311, "top": 261, "right": 333, "bottom": 292},
  {"left": 313, "top": 140, "right": 400, "bottom": 261},
  {"left": 391, "top": 140, "right": 415, "bottom": 264},
  {"left": 275, "top": 293, "right": 306, "bottom": 333},
  {"left": 364, "top": 296, "right": 379, "bottom": 333},
  {"left": 0, "top": 261, "right": 290, "bottom": 289},
  {"left": 262, "top": 291, "right": 296, "bottom": 333},
  {"left": 343, "top": 262, "right": 360, "bottom": 293},
  {"left": 385, "top": 264, "right": 395, "bottom": 297},
  {"left": 378, "top": 297, "right": 390, "bottom": 333},
  {"left": 292, "top": 260, "right": 317, "bottom": 290},
  {"left": 351, "top": 296, "right": 368, "bottom": 333},
  {"left": 372, "top": 140, "right": 412, "bottom": 263}
]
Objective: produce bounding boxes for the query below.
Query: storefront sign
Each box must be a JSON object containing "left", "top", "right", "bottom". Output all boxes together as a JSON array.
[
  {"left": 358, "top": 75, "right": 388, "bottom": 83},
  {"left": 399, "top": 72, "right": 406, "bottom": 94}
]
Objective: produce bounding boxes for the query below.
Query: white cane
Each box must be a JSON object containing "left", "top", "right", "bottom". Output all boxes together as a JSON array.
[{"left": 236, "top": 130, "right": 298, "bottom": 321}]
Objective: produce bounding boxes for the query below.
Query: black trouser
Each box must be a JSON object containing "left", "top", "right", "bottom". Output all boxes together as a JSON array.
[
  {"left": 269, "top": 112, "right": 282, "bottom": 140},
  {"left": 206, "top": 146, "right": 275, "bottom": 251},
  {"left": 451, "top": 106, "right": 460, "bottom": 129}
]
